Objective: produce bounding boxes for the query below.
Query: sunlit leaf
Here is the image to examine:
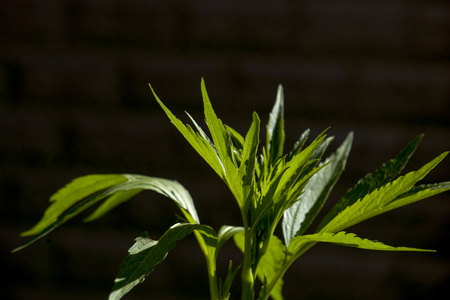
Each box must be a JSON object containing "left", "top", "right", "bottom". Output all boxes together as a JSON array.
[
  {"left": 109, "top": 223, "right": 216, "bottom": 300},
  {"left": 384, "top": 181, "right": 450, "bottom": 211},
  {"left": 238, "top": 112, "right": 260, "bottom": 208},
  {"left": 266, "top": 85, "right": 285, "bottom": 165},
  {"left": 13, "top": 174, "right": 199, "bottom": 252},
  {"left": 150, "top": 84, "right": 225, "bottom": 179},
  {"left": 283, "top": 132, "right": 353, "bottom": 246},
  {"left": 289, "top": 231, "right": 435, "bottom": 254},
  {"left": 217, "top": 225, "right": 244, "bottom": 253},
  {"left": 20, "top": 174, "right": 127, "bottom": 237},
  {"left": 317, "top": 135, "right": 423, "bottom": 231},
  {"left": 321, "top": 152, "right": 448, "bottom": 233}
]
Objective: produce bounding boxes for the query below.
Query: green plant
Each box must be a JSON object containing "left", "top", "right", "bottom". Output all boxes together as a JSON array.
[{"left": 14, "top": 79, "right": 450, "bottom": 300}]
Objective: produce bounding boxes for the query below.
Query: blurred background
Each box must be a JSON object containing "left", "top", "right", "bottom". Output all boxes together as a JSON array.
[{"left": 1, "top": 0, "right": 449, "bottom": 299}]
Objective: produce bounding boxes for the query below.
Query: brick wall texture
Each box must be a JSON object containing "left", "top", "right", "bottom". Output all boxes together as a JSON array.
[{"left": 1, "top": 1, "right": 449, "bottom": 299}]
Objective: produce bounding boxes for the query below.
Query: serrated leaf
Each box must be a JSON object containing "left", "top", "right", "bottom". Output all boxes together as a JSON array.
[
  {"left": 109, "top": 223, "right": 217, "bottom": 300},
  {"left": 252, "top": 132, "right": 328, "bottom": 230},
  {"left": 201, "top": 79, "right": 243, "bottom": 202},
  {"left": 289, "top": 231, "right": 435, "bottom": 254},
  {"left": 266, "top": 131, "right": 327, "bottom": 204},
  {"left": 150, "top": 84, "right": 225, "bottom": 179},
  {"left": 317, "top": 135, "right": 423, "bottom": 231},
  {"left": 13, "top": 174, "right": 199, "bottom": 252},
  {"left": 321, "top": 152, "right": 448, "bottom": 233},
  {"left": 238, "top": 112, "right": 260, "bottom": 207},
  {"left": 86, "top": 174, "right": 200, "bottom": 224},
  {"left": 83, "top": 189, "right": 142, "bottom": 222},
  {"left": 287, "top": 129, "right": 310, "bottom": 161},
  {"left": 283, "top": 132, "right": 353, "bottom": 246},
  {"left": 266, "top": 84, "right": 285, "bottom": 165},
  {"left": 20, "top": 174, "right": 127, "bottom": 237},
  {"left": 384, "top": 181, "right": 450, "bottom": 211},
  {"left": 226, "top": 125, "right": 245, "bottom": 151}
]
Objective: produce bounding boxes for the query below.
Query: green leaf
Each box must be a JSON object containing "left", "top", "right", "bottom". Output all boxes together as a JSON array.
[
  {"left": 197, "top": 224, "right": 244, "bottom": 264},
  {"left": 220, "top": 261, "right": 241, "bottom": 300},
  {"left": 321, "top": 152, "right": 448, "bottom": 233},
  {"left": 266, "top": 84, "right": 285, "bottom": 165},
  {"left": 283, "top": 132, "right": 353, "bottom": 246},
  {"left": 83, "top": 189, "right": 142, "bottom": 222},
  {"left": 150, "top": 84, "right": 225, "bottom": 179},
  {"left": 13, "top": 174, "right": 199, "bottom": 252},
  {"left": 265, "top": 131, "right": 327, "bottom": 205},
  {"left": 234, "top": 232, "right": 285, "bottom": 300},
  {"left": 200, "top": 79, "right": 242, "bottom": 201},
  {"left": 88, "top": 174, "right": 200, "bottom": 224},
  {"left": 317, "top": 135, "right": 423, "bottom": 231},
  {"left": 289, "top": 231, "right": 435, "bottom": 253},
  {"left": 217, "top": 225, "right": 245, "bottom": 254},
  {"left": 252, "top": 132, "right": 328, "bottom": 231},
  {"left": 109, "top": 223, "right": 217, "bottom": 300},
  {"left": 226, "top": 124, "right": 246, "bottom": 167},
  {"left": 238, "top": 112, "right": 261, "bottom": 207},
  {"left": 287, "top": 129, "right": 310, "bottom": 161},
  {"left": 256, "top": 235, "right": 285, "bottom": 300},
  {"left": 20, "top": 174, "right": 127, "bottom": 237},
  {"left": 384, "top": 181, "right": 450, "bottom": 212},
  {"left": 226, "top": 125, "right": 245, "bottom": 151}
]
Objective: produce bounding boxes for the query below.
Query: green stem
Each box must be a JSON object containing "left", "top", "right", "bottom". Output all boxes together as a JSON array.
[
  {"left": 206, "top": 257, "right": 219, "bottom": 300},
  {"left": 241, "top": 225, "right": 254, "bottom": 300},
  {"left": 192, "top": 230, "right": 219, "bottom": 300}
]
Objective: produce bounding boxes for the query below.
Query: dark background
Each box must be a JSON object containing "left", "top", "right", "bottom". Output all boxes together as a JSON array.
[{"left": 1, "top": 0, "right": 449, "bottom": 299}]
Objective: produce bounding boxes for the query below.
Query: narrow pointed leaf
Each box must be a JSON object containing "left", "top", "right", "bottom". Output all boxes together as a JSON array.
[
  {"left": 384, "top": 181, "right": 450, "bottom": 212},
  {"left": 266, "top": 85, "right": 285, "bottom": 164},
  {"left": 284, "top": 136, "right": 334, "bottom": 189},
  {"left": 317, "top": 135, "right": 423, "bottom": 231},
  {"left": 238, "top": 112, "right": 260, "bottom": 207},
  {"left": 85, "top": 174, "right": 200, "bottom": 224},
  {"left": 290, "top": 231, "right": 434, "bottom": 253},
  {"left": 200, "top": 79, "right": 242, "bottom": 202},
  {"left": 150, "top": 84, "right": 225, "bottom": 179},
  {"left": 283, "top": 132, "right": 353, "bottom": 246},
  {"left": 83, "top": 189, "right": 142, "bottom": 222},
  {"left": 109, "top": 223, "right": 217, "bottom": 300},
  {"left": 270, "top": 132, "right": 327, "bottom": 202},
  {"left": 252, "top": 133, "right": 328, "bottom": 231},
  {"left": 226, "top": 125, "right": 245, "bottom": 151},
  {"left": 14, "top": 174, "right": 199, "bottom": 252},
  {"left": 220, "top": 261, "right": 241, "bottom": 300},
  {"left": 287, "top": 129, "right": 310, "bottom": 161},
  {"left": 20, "top": 174, "right": 127, "bottom": 237},
  {"left": 321, "top": 152, "right": 448, "bottom": 233},
  {"left": 201, "top": 79, "right": 234, "bottom": 171}
]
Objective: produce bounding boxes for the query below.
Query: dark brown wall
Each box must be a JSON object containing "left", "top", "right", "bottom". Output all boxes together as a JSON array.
[{"left": 1, "top": 1, "right": 449, "bottom": 299}]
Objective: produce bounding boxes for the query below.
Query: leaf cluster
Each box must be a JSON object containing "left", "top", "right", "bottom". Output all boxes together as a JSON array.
[{"left": 14, "top": 79, "right": 450, "bottom": 300}]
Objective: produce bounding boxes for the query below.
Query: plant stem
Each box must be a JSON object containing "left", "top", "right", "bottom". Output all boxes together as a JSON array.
[
  {"left": 192, "top": 230, "right": 219, "bottom": 300},
  {"left": 241, "top": 225, "right": 254, "bottom": 300},
  {"left": 206, "top": 258, "right": 219, "bottom": 300}
]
